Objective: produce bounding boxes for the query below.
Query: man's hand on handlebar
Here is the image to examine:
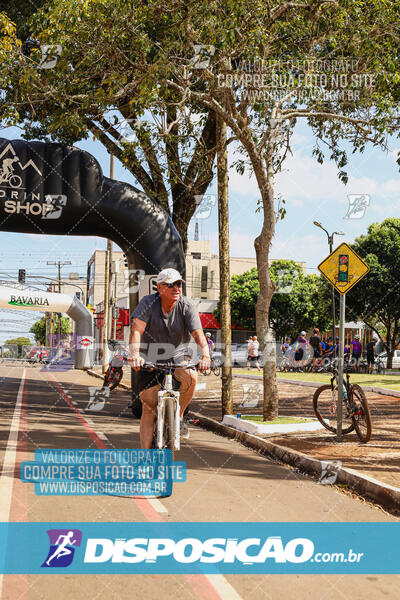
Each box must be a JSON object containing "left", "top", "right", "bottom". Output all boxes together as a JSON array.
[
  {"left": 197, "top": 355, "right": 211, "bottom": 373},
  {"left": 128, "top": 354, "right": 145, "bottom": 371}
]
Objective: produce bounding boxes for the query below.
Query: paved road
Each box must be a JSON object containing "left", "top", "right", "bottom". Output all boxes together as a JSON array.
[{"left": 0, "top": 365, "right": 399, "bottom": 599}]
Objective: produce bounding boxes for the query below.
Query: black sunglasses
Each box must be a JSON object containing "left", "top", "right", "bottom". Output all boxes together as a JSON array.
[{"left": 165, "top": 281, "right": 183, "bottom": 289}]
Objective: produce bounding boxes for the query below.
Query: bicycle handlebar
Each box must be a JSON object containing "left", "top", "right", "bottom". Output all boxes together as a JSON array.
[{"left": 140, "top": 361, "right": 200, "bottom": 371}]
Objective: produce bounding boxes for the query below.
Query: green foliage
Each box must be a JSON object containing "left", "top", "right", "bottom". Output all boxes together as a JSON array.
[
  {"left": 215, "top": 262, "right": 331, "bottom": 340},
  {"left": 4, "top": 336, "right": 32, "bottom": 348},
  {"left": 348, "top": 218, "right": 400, "bottom": 361},
  {"left": 4, "top": 336, "right": 32, "bottom": 357},
  {"left": 30, "top": 315, "right": 70, "bottom": 345},
  {"left": 0, "top": 1, "right": 218, "bottom": 245}
]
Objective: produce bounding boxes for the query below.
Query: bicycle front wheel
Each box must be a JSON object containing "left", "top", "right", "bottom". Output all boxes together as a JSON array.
[
  {"left": 212, "top": 364, "right": 221, "bottom": 377},
  {"left": 313, "top": 384, "right": 355, "bottom": 434},
  {"left": 163, "top": 396, "right": 176, "bottom": 461},
  {"left": 109, "top": 368, "right": 123, "bottom": 391},
  {"left": 351, "top": 384, "right": 372, "bottom": 443}
]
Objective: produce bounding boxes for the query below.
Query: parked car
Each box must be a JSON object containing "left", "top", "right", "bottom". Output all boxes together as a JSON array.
[
  {"left": 211, "top": 344, "right": 264, "bottom": 368},
  {"left": 377, "top": 350, "right": 400, "bottom": 369},
  {"left": 27, "top": 347, "right": 49, "bottom": 363}
]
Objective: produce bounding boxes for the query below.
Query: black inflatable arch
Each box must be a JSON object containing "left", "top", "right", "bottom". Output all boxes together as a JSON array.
[{"left": 0, "top": 138, "right": 185, "bottom": 302}]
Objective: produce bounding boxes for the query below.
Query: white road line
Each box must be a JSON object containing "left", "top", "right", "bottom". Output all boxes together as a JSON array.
[
  {"left": 206, "top": 574, "right": 243, "bottom": 599},
  {"left": 148, "top": 498, "right": 168, "bottom": 513},
  {"left": 0, "top": 368, "right": 26, "bottom": 520},
  {"left": 0, "top": 368, "right": 26, "bottom": 598}
]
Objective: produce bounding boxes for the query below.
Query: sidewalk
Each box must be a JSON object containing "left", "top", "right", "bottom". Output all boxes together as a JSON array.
[{"left": 88, "top": 366, "right": 400, "bottom": 507}]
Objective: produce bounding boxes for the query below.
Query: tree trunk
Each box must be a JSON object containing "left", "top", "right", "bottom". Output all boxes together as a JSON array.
[
  {"left": 250, "top": 134, "right": 279, "bottom": 421},
  {"left": 217, "top": 112, "right": 233, "bottom": 417}
]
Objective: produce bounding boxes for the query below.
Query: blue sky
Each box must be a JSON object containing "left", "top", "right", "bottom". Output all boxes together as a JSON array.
[{"left": 0, "top": 121, "right": 398, "bottom": 342}]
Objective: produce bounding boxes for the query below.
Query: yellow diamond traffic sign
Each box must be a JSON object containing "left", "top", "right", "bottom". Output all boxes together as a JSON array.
[{"left": 317, "top": 242, "right": 370, "bottom": 295}]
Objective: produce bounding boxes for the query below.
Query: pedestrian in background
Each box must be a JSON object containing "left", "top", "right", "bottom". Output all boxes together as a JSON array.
[
  {"left": 247, "top": 336, "right": 261, "bottom": 371},
  {"left": 309, "top": 328, "right": 322, "bottom": 366},
  {"left": 366, "top": 337, "right": 377, "bottom": 373},
  {"left": 350, "top": 335, "right": 362, "bottom": 371}
]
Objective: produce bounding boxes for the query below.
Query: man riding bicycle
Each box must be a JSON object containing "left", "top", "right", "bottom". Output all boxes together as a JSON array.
[{"left": 128, "top": 268, "right": 210, "bottom": 449}]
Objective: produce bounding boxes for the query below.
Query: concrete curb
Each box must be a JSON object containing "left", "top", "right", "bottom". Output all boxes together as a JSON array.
[
  {"left": 235, "top": 373, "right": 400, "bottom": 398},
  {"left": 86, "top": 369, "right": 131, "bottom": 391},
  {"left": 190, "top": 410, "right": 400, "bottom": 512}
]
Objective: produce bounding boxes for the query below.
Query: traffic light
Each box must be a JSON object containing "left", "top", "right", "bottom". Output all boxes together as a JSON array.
[
  {"left": 18, "top": 269, "right": 26, "bottom": 284},
  {"left": 338, "top": 254, "right": 349, "bottom": 283}
]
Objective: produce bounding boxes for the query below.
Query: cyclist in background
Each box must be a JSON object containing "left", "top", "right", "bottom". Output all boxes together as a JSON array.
[
  {"left": 350, "top": 335, "right": 363, "bottom": 371},
  {"left": 128, "top": 268, "right": 210, "bottom": 448},
  {"left": 102, "top": 344, "right": 128, "bottom": 389},
  {"left": 205, "top": 332, "right": 215, "bottom": 357}
]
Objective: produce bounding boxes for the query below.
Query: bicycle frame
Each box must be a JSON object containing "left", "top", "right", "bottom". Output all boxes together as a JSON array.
[{"left": 156, "top": 372, "right": 181, "bottom": 451}]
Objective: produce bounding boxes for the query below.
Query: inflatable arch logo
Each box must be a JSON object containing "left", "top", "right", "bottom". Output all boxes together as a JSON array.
[{"left": 0, "top": 138, "right": 185, "bottom": 378}]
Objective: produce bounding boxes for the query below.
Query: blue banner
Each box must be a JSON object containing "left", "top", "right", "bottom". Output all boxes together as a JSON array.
[
  {"left": 0, "top": 523, "right": 399, "bottom": 574},
  {"left": 20, "top": 449, "right": 186, "bottom": 497}
]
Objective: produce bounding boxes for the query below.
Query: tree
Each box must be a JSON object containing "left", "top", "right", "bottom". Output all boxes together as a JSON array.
[
  {"left": 131, "top": 0, "right": 398, "bottom": 419},
  {"left": 348, "top": 219, "right": 400, "bottom": 369},
  {"left": 30, "top": 315, "right": 71, "bottom": 345},
  {"left": 4, "top": 337, "right": 32, "bottom": 357},
  {"left": 215, "top": 262, "right": 331, "bottom": 342},
  {"left": 0, "top": 2, "right": 217, "bottom": 250}
]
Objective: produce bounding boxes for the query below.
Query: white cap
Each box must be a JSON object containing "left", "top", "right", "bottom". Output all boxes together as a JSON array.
[
  {"left": 156, "top": 268, "right": 185, "bottom": 285},
  {"left": 301, "top": 331, "right": 306, "bottom": 336},
  {"left": 205, "top": 332, "right": 211, "bottom": 337}
]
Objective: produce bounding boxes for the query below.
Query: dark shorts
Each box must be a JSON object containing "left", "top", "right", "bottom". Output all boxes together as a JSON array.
[
  {"left": 367, "top": 354, "right": 375, "bottom": 365},
  {"left": 352, "top": 353, "right": 361, "bottom": 362},
  {"left": 312, "top": 348, "right": 321, "bottom": 358},
  {"left": 247, "top": 355, "right": 259, "bottom": 362},
  {"left": 136, "top": 368, "right": 194, "bottom": 394}
]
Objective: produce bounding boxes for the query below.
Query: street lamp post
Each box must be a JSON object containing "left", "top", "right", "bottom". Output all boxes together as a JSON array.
[{"left": 313, "top": 221, "right": 344, "bottom": 356}]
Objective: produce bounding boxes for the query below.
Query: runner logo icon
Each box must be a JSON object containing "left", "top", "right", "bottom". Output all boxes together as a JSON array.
[{"left": 41, "top": 529, "right": 82, "bottom": 568}]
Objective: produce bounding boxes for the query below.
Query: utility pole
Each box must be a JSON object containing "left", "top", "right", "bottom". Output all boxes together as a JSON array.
[
  {"left": 217, "top": 109, "right": 233, "bottom": 417},
  {"left": 47, "top": 260, "right": 71, "bottom": 346},
  {"left": 112, "top": 260, "right": 119, "bottom": 339},
  {"left": 102, "top": 153, "right": 114, "bottom": 372}
]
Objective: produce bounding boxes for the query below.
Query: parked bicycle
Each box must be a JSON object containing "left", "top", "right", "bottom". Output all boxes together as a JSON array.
[
  {"left": 375, "top": 355, "right": 385, "bottom": 374},
  {"left": 313, "top": 366, "right": 372, "bottom": 443}
]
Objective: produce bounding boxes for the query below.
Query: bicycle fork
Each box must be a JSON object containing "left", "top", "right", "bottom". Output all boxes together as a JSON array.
[{"left": 156, "top": 391, "right": 181, "bottom": 451}]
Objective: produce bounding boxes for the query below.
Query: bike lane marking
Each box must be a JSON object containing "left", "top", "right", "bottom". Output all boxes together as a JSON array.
[
  {"left": 47, "top": 372, "right": 240, "bottom": 600},
  {"left": 0, "top": 368, "right": 26, "bottom": 520},
  {"left": 47, "top": 373, "right": 167, "bottom": 519},
  {"left": 0, "top": 368, "right": 28, "bottom": 599}
]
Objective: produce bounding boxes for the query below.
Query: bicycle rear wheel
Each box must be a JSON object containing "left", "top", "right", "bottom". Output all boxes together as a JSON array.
[
  {"left": 351, "top": 384, "right": 372, "bottom": 443},
  {"left": 313, "top": 384, "right": 355, "bottom": 434},
  {"left": 163, "top": 396, "right": 176, "bottom": 461}
]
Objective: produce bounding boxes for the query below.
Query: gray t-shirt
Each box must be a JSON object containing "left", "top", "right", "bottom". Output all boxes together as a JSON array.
[{"left": 131, "top": 293, "right": 202, "bottom": 363}]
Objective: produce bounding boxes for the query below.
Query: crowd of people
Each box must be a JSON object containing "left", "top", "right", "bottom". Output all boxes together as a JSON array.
[{"left": 281, "top": 328, "right": 379, "bottom": 372}]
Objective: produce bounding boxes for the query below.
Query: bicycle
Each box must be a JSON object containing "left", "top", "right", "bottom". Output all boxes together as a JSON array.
[
  {"left": 313, "top": 366, "right": 372, "bottom": 443},
  {"left": 375, "top": 355, "right": 385, "bottom": 374},
  {"left": 141, "top": 362, "right": 198, "bottom": 460},
  {"left": 0, "top": 168, "right": 22, "bottom": 188},
  {"left": 102, "top": 340, "right": 127, "bottom": 391}
]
